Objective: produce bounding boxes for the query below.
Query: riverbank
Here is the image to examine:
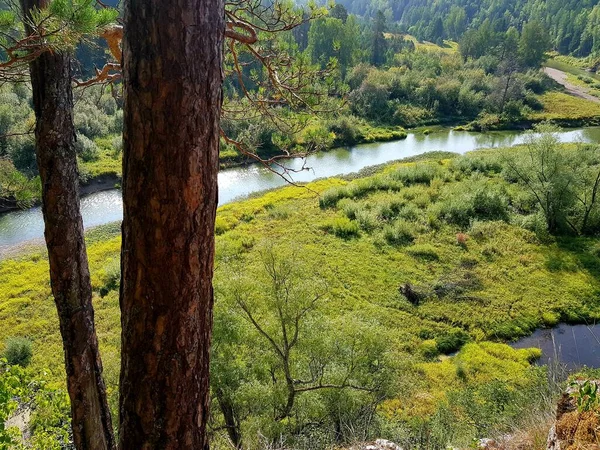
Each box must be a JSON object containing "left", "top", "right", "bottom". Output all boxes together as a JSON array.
[
  {"left": 3, "top": 127, "right": 600, "bottom": 248},
  {"left": 0, "top": 174, "right": 122, "bottom": 214}
]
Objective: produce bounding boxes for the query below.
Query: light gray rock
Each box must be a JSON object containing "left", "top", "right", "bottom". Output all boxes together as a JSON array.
[{"left": 353, "top": 439, "right": 404, "bottom": 450}]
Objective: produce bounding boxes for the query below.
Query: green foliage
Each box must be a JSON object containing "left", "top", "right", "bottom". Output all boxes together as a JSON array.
[
  {"left": 382, "top": 219, "right": 415, "bottom": 246},
  {"left": 322, "top": 216, "right": 360, "bottom": 238},
  {"left": 212, "top": 245, "right": 391, "bottom": 447},
  {"left": 29, "top": 0, "right": 119, "bottom": 50},
  {"left": 435, "top": 329, "right": 469, "bottom": 354},
  {"left": 519, "top": 21, "right": 552, "bottom": 67},
  {"left": 75, "top": 133, "right": 99, "bottom": 162},
  {"left": 506, "top": 125, "right": 600, "bottom": 235},
  {"left": 307, "top": 15, "right": 359, "bottom": 76},
  {"left": 570, "top": 381, "right": 600, "bottom": 413},
  {"left": 3, "top": 337, "right": 32, "bottom": 368},
  {"left": 0, "top": 159, "right": 41, "bottom": 208}
]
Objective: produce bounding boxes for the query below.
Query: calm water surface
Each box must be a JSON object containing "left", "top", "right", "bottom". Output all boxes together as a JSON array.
[
  {"left": 512, "top": 323, "right": 600, "bottom": 369},
  {"left": 2, "top": 127, "right": 600, "bottom": 248}
]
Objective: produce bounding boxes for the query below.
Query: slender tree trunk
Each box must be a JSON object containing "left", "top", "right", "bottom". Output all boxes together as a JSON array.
[
  {"left": 119, "top": 0, "right": 224, "bottom": 447},
  {"left": 20, "top": 1, "right": 115, "bottom": 449},
  {"left": 216, "top": 388, "right": 242, "bottom": 449}
]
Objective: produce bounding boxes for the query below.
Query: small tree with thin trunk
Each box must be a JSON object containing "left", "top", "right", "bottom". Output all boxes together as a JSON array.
[{"left": 3, "top": 1, "right": 119, "bottom": 448}]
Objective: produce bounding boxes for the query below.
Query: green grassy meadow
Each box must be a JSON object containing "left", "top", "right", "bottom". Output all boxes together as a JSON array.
[{"left": 3, "top": 142, "right": 600, "bottom": 447}]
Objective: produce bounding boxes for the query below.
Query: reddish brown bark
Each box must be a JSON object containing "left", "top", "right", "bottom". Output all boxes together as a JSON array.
[
  {"left": 20, "top": 1, "right": 115, "bottom": 449},
  {"left": 119, "top": 0, "right": 224, "bottom": 447}
]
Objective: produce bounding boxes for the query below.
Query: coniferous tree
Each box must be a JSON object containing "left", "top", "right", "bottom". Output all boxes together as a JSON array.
[
  {"left": 15, "top": 2, "right": 117, "bottom": 448},
  {"left": 371, "top": 10, "right": 387, "bottom": 67}
]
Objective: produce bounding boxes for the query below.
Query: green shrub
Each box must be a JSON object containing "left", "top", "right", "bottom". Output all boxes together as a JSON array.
[
  {"left": 471, "top": 189, "right": 509, "bottom": 222},
  {"left": 74, "top": 100, "right": 112, "bottom": 139},
  {"left": 435, "top": 185, "right": 509, "bottom": 228},
  {"left": 435, "top": 329, "right": 469, "bottom": 354},
  {"left": 398, "top": 204, "right": 421, "bottom": 221},
  {"left": 4, "top": 337, "right": 33, "bottom": 367},
  {"left": 321, "top": 217, "right": 360, "bottom": 239},
  {"left": 393, "top": 103, "right": 433, "bottom": 128},
  {"left": 98, "top": 259, "right": 120, "bottom": 297},
  {"left": 390, "top": 164, "right": 441, "bottom": 185},
  {"left": 338, "top": 199, "right": 360, "bottom": 220},
  {"left": 319, "top": 176, "right": 403, "bottom": 208},
  {"left": 328, "top": 115, "right": 363, "bottom": 146},
  {"left": 375, "top": 198, "right": 405, "bottom": 221},
  {"left": 382, "top": 220, "right": 415, "bottom": 246},
  {"left": 111, "top": 136, "right": 123, "bottom": 158},
  {"left": 355, "top": 208, "right": 378, "bottom": 232},
  {"left": 319, "top": 186, "right": 347, "bottom": 208},
  {"left": 452, "top": 155, "right": 503, "bottom": 175},
  {"left": 419, "top": 339, "right": 439, "bottom": 359},
  {"left": 75, "top": 133, "right": 99, "bottom": 162},
  {"left": 434, "top": 196, "right": 474, "bottom": 228}
]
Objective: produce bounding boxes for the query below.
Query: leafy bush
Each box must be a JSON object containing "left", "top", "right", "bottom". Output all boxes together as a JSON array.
[
  {"left": 471, "top": 188, "right": 509, "bottom": 222},
  {"left": 98, "top": 259, "right": 120, "bottom": 297},
  {"left": 7, "top": 135, "right": 37, "bottom": 175},
  {"left": 435, "top": 329, "right": 469, "bottom": 354},
  {"left": 355, "top": 208, "right": 378, "bottom": 232},
  {"left": 321, "top": 217, "right": 360, "bottom": 239},
  {"left": 390, "top": 164, "right": 442, "bottom": 185},
  {"left": 375, "top": 198, "right": 405, "bottom": 221},
  {"left": 382, "top": 220, "right": 415, "bottom": 246},
  {"left": 4, "top": 337, "right": 32, "bottom": 367},
  {"left": 319, "top": 176, "right": 403, "bottom": 208},
  {"left": 74, "top": 100, "right": 112, "bottom": 139},
  {"left": 75, "top": 133, "right": 99, "bottom": 162},
  {"left": 319, "top": 186, "right": 347, "bottom": 208},
  {"left": 328, "top": 115, "right": 363, "bottom": 146},
  {"left": 0, "top": 159, "right": 41, "bottom": 207},
  {"left": 419, "top": 339, "right": 439, "bottom": 359},
  {"left": 434, "top": 184, "right": 509, "bottom": 228},
  {"left": 452, "top": 154, "right": 503, "bottom": 175},
  {"left": 393, "top": 103, "right": 433, "bottom": 127}
]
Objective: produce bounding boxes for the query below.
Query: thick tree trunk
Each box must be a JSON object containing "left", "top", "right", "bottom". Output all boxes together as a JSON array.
[
  {"left": 119, "top": 0, "right": 224, "bottom": 447},
  {"left": 20, "top": 2, "right": 115, "bottom": 449}
]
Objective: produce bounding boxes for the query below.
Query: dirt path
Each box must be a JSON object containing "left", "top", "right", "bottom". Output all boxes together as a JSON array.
[{"left": 544, "top": 67, "right": 600, "bottom": 104}]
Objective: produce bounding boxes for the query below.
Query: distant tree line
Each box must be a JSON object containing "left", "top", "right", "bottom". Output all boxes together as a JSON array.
[{"left": 334, "top": 0, "right": 600, "bottom": 57}]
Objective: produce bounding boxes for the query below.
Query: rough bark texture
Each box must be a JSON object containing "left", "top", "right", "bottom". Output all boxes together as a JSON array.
[
  {"left": 119, "top": 0, "right": 224, "bottom": 447},
  {"left": 20, "top": 1, "right": 115, "bottom": 449}
]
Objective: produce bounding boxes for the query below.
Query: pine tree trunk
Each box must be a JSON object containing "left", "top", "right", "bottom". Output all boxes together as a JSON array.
[
  {"left": 20, "top": 2, "right": 115, "bottom": 449},
  {"left": 119, "top": 0, "right": 224, "bottom": 447}
]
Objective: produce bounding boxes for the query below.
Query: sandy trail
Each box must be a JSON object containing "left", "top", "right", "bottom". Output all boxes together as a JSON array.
[{"left": 543, "top": 66, "right": 600, "bottom": 104}]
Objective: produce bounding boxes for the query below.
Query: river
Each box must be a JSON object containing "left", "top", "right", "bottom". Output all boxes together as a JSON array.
[
  {"left": 2, "top": 127, "right": 600, "bottom": 248},
  {"left": 512, "top": 323, "right": 600, "bottom": 369}
]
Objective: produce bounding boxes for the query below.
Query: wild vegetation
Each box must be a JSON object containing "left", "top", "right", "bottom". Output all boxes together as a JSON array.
[
  {"left": 2, "top": 128, "right": 600, "bottom": 448},
  {"left": 2, "top": 0, "right": 600, "bottom": 447}
]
